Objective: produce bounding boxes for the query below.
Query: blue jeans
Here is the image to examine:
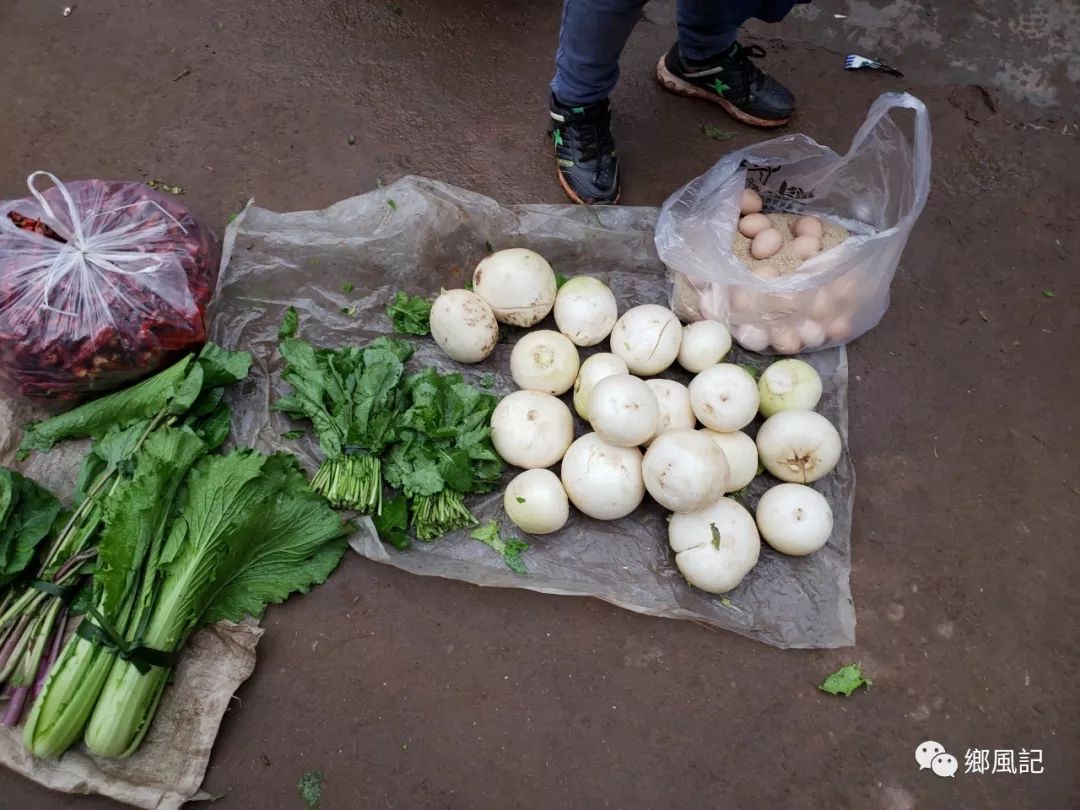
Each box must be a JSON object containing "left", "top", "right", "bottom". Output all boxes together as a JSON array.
[{"left": 552, "top": 0, "right": 802, "bottom": 105}]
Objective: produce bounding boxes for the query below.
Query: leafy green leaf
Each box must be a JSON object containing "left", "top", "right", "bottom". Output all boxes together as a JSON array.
[
  {"left": 738, "top": 363, "right": 760, "bottom": 380},
  {"left": 196, "top": 343, "right": 252, "bottom": 389},
  {"left": 702, "top": 124, "right": 736, "bottom": 142},
  {"left": 279, "top": 306, "right": 299, "bottom": 339},
  {"left": 297, "top": 770, "right": 325, "bottom": 807},
  {"left": 342, "top": 282, "right": 355, "bottom": 294},
  {"left": 470, "top": 521, "right": 529, "bottom": 574},
  {"left": 480, "top": 372, "right": 495, "bottom": 389},
  {"left": 709, "top": 522, "right": 722, "bottom": 550},
  {"left": 94, "top": 427, "right": 208, "bottom": 617},
  {"left": 1041, "top": 289, "right": 1056, "bottom": 298},
  {"left": 515, "top": 496, "right": 525, "bottom": 504},
  {"left": 18, "top": 355, "right": 196, "bottom": 457},
  {"left": 387, "top": 292, "right": 432, "bottom": 336},
  {"left": 555, "top": 273, "right": 570, "bottom": 290},
  {"left": 281, "top": 429, "right": 306, "bottom": 440},
  {"left": 372, "top": 495, "right": 410, "bottom": 550},
  {"left": 819, "top": 663, "right": 873, "bottom": 697},
  {"left": 0, "top": 468, "right": 62, "bottom": 586},
  {"left": 387, "top": 199, "right": 398, "bottom": 210}
]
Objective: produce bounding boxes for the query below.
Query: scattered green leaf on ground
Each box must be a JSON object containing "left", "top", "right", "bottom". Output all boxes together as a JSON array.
[
  {"left": 279, "top": 306, "right": 299, "bottom": 340},
  {"left": 703, "top": 124, "right": 736, "bottom": 142},
  {"left": 480, "top": 372, "right": 495, "bottom": 389},
  {"left": 387, "top": 199, "right": 398, "bottom": 210},
  {"left": 463, "top": 280, "right": 474, "bottom": 291},
  {"left": 484, "top": 240, "right": 495, "bottom": 255},
  {"left": 342, "top": 282, "right": 355, "bottom": 294},
  {"left": 340, "top": 306, "right": 357, "bottom": 317},
  {"left": 297, "top": 770, "right": 325, "bottom": 807},
  {"left": 387, "top": 292, "right": 432, "bottom": 335},
  {"left": 555, "top": 273, "right": 570, "bottom": 290},
  {"left": 280, "top": 430, "right": 305, "bottom": 440},
  {"left": 1042, "top": 289, "right": 1056, "bottom": 298},
  {"left": 376, "top": 177, "right": 385, "bottom": 188},
  {"left": 470, "top": 521, "right": 529, "bottom": 574},
  {"left": 709, "top": 522, "right": 722, "bottom": 550},
  {"left": 819, "top": 663, "right": 873, "bottom": 697},
  {"left": 226, "top": 212, "right": 239, "bottom": 224}
]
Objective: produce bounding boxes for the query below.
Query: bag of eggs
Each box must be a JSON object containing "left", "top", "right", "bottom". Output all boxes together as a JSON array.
[{"left": 658, "top": 92, "right": 931, "bottom": 355}]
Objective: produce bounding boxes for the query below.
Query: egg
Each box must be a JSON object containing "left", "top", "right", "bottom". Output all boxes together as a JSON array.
[
  {"left": 750, "top": 228, "right": 782, "bottom": 260},
  {"left": 809, "top": 289, "right": 836, "bottom": 321},
  {"left": 770, "top": 325, "right": 802, "bottom": 354},
  {"left": 789, "top": 235, "right": 821, "bottom": 261},
  {"left": 797, "top": 319, "right": 827, "bottom": 349},
  {"left": 793, "top": 216, "right": 824, "bottom": 239},
  {"left": 753, "top": 264, "right": 780, "bottom": 279},
  {"left": 740, "top": 189, "right": 763, "bottom": 215},
  {"left": 729, "top": 285, "right": 755, "bottom": 313},
  {"left": 733, "top": 324, "right": 770, "bottom": 352},
  {"left": 738, "top": 213, "right": 772, "bottom": 238},
  {"left": 825, "top": 315, "right": 854, "bottom": 341}
]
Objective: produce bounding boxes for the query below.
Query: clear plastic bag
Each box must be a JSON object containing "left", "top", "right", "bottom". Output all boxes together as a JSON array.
[
  {"left": 0, "top": 172, "right": 220, "bottom": 407},
  {"left": 657, "top": 93, "right": 931, "bottom": 354}
]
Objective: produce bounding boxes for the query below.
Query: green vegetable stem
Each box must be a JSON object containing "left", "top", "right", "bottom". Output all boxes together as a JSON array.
[{"left": 411, "top": 490, "right": 477, "bottom": 541}]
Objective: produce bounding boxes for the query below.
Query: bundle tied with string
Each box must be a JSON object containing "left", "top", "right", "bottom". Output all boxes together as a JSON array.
[{"left": 0, "top": 172, "right": 220, "bottom": 407}]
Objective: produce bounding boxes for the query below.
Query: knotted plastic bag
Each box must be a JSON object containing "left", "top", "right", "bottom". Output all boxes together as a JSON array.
[
  {"left": 657, "top": 93, "right": 931, "bottom": 354},
  {"left": 0, "top": 172, "right": 220, "bottom": 407}
]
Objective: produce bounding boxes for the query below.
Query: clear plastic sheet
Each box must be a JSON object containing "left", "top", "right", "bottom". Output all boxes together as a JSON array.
[
  {"left": 658, "top": 93, "right": 931, "bottom": 355},
  {"left": 209, "top": 177, "right": 855, "bottom": 649}
]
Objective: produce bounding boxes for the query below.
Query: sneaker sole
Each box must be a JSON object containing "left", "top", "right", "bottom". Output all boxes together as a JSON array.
[
  {"left": 556, "top": 166, "right": 620, "bottom": 206},
  {"left": 655, "top": 55, "right": 790, "bottom": 129}
]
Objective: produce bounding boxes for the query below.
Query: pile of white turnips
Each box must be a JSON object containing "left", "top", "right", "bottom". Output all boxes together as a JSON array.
[{"left": 429, "top": 248, "right": 845, "bottom": 596}]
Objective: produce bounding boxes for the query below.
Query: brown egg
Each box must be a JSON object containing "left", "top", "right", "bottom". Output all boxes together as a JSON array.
[
  {"left": 740, "top": 189, "right": 763, "bottom": 215},
  {"left": 753, "top": 264, "right": 780, "bottom": 279},
  {"left": 770, "top": 325, "right": 802, "bottom": 354},
  {"left": 789, "top": 235, "right": 821, "bottom": 260},
  {"left": 793, "top": 216, "right": 824, "bottom": 239},
  {"left": 750, "top": 228, "right": 782, "bottom": 259},
  {"left": 738, "top": 213, "right": 772, "bottom": 238},
  {"left": 825, "top": 315, "right": 854, "bottom": 341}
]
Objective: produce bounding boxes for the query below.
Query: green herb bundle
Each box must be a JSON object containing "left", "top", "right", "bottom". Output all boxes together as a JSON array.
[{"left": 274, "top": 336, "right": 414, "bottom": 512}]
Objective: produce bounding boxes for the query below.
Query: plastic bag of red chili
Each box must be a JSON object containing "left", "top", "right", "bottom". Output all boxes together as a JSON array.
[{"left": 0, "top": 171, "right": 220, "bottom": 408}]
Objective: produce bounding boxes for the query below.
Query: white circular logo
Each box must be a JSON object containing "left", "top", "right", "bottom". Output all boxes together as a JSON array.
[{"left": 915, "top": 741, "right": 945, "bottom": 770}]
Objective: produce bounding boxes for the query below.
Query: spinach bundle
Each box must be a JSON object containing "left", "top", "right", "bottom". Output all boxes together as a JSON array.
[
  {"left": 385, "top": 368, "right": 503, "bottom": 540},
  {"left": 275, "top": 331, "right": 505, "bottom": 541},
  {"left": 0, "top": 469, "right": 61, "bottom": 590},
  {"left": 274, "top": 336, "right": 414, "bottom": 512}
]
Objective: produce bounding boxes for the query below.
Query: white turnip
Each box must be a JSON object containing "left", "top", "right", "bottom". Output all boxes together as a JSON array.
[
  {"left": 429, "top": 289, "right": 500, "bottom": 364},
  {"left": 644, "top": 379, "right": 695, "bottom": 445},
  {"left": 700, "top": 429, "right": 758, "bottom": 492},
  {"left": 491, "top": 390, "right": 574, "bottom": 469},
  {"left": 642, "top": 430, "right": 728, "bottom": 512},
  {"left": 688, "top": 363, "right": 759, "bottom": 432},
  {"left": 755, "top": 483, "right": 833, "bottom": 556},
  {"left": 504, "top": 469, "right": 570, "bottom": 535},
  {"left": 473, "top": 248, "right": 557, "bottom": 327},
  {"left": 677, "top": 320, "right": 732, "bottom": 373},
  {"left": 572, "top": 353, "right": 628, "bottom": 420},
  {"left": 610, "top": 304, "right": 682, "bottom": 376},
  {"left": 510, "top": 330, "right": 580, "bottom": 396},
  {"left": 758, "top": 359, "right": 823, "bottom": 417},
  {"left": 553, "top": 276, "right": 618, "bottom": 346},
  {"left": 560, "top": 433, "right": 645, "bottom": 520},
  {"left": 668, "top": 497, "right": 760, "bottom": 594},
  {"left": 756, "top": 410, "right": 842, "bottom": 483},
  {"left": 588, "top": 374, "right": 659, "bottom": 448}
]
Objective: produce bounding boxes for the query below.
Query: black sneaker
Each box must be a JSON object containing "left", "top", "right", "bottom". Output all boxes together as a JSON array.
[
  {"left": 656, "top": 42, "right": 794, "bottom": 127},
  {"left": 549, "top": 95, "right": 620, "bottom": 205}
]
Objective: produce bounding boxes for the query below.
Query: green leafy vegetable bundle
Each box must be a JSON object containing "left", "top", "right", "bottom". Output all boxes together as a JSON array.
[
  {"left": 0, "top": 343, "right": 249, "bottom": 728},
  {"left": 275, "top": 332, "right": 504, "bottom": 541},
  {"left": 274, "top": 336, "right": 414, "bottom": 512}
]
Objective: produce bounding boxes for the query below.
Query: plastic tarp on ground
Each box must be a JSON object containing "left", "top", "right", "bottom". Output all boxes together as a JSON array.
[{"left": 210, "top": 176, "right": 856, "bottom": 649}]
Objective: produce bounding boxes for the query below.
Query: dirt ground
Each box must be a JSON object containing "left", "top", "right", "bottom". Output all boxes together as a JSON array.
[{"left": 1, "top": 0, "right": 1078, "bottom": 808}]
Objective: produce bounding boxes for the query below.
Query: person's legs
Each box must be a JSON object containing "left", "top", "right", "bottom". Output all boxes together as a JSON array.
[
  {"left": 548, "top": 0, "right": 646, "bottom": 205},
  {"left": 551, "top": 0, "right": 649, "bottom": 105},
  {"left": 657, "top": 0, "right": 802, "bottom": 127},
  {"left": 677, "top": 0, "right": 800, "bottom": 63}
]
